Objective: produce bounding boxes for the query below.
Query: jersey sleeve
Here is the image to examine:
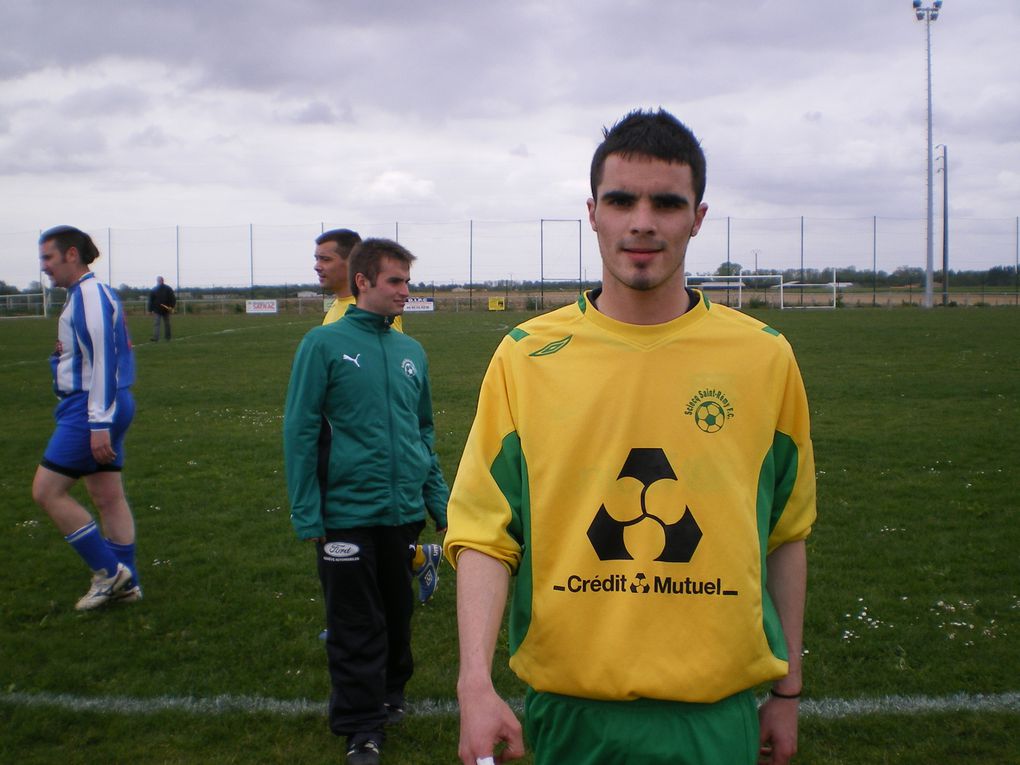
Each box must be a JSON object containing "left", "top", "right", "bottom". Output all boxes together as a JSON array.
[
  {"left": 79, "top": 283, "right": 118, "bottom": 429},
  {"left": 417, "top": 354, "right": 450, "bottom": 529},
  {"left": 445, "top": 337, "right": 524, "bottom": 573},
  {"left": 283, "top": 331, "right": 329, "bottom": 539},
  {"left": 766, "top": 345, "right": 817, "bottom": 552}
]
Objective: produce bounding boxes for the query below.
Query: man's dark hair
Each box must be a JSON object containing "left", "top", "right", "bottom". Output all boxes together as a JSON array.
[
  {"left": 38, "top": 225, "right": 101, "bottom": 265},
  {"left": 316, "top": 228, "right": 362, "bottom": 259},
  {"left": 349, "top": 238, "right": 416, "bottom": 297},
  {"left": 589, "top": 109, "right": 707, "bottom": 206}
]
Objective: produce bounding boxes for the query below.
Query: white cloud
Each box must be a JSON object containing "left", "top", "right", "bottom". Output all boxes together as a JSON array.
[
  {"left": 0, "top": 0, "right": 1017, "bottom": 288},
  {"left": 366, "top": 171, "right": 436, "bottom": 204}
]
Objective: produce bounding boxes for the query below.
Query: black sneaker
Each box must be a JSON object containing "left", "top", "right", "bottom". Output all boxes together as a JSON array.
[
  {"left": 385, "top": 703, "right": 405, "bottom": 726},
  {"left": 346, "top": 739, "right": 381, "bottom": 765}
]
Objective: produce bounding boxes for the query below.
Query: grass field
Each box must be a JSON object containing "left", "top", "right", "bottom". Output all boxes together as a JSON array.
[{"left": 1, "top": 305, "right": 1018, "bottom": 764}]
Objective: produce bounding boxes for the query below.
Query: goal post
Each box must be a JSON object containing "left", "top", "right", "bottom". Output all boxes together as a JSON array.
[
  {"left": 780, "top": 267, "right": 841, "bottom": 310},
  {"left": 0, "top": 292, "right": 46, "bottom": 318},
  {"left": 687, "top": 274, "right": 785, "bottom": 309},
  {"left": 539, "top": 218, "right": 583, "bottom": 310}
]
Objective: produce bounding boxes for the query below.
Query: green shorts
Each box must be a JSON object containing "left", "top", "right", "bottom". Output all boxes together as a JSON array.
[{"left": 524, "top": 688, "right": 759, "bottom": 765}]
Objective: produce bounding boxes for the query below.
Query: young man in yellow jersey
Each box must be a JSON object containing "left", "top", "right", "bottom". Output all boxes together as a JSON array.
[{"left": 446, "top": 109, "right": 815, "bottom": 765}]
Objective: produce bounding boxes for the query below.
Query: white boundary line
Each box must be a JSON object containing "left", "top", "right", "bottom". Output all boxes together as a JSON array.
[{"left": 2, "top": 691, "right": 1018, "bottom": 719}]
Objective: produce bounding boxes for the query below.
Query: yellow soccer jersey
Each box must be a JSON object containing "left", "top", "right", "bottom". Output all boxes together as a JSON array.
[
  {"left": 323, "top": 295, "right": 403, "bottom": 332},
  {"left": 445, "top": 290, "right": 816, "bottom": 703}
]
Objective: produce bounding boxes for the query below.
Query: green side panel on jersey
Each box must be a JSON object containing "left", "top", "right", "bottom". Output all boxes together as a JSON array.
[
  {"left": 489, "top": 431, "right": 533, "bottom": 654},
  {"left": 762, "top": 325, "right": 781, "bottom": 337},
  {"left": 508, "top": 327, "right": 530, "bottom": 342},
  {"left": 755, "top": 431, "right": 800, "bottom": 661}
]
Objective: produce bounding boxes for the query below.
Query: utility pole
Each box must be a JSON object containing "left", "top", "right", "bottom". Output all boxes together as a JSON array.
[{"left": 913, "top": 0, "right": 944, "bottom": 308}]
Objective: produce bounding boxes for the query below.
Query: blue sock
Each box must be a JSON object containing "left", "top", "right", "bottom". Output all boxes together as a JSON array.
[
  {"left": 65, "top": 521, "right": 119, "bottom": 577},
  {"left": 106, "top": 538, "right": 138, "bottom": 584}
]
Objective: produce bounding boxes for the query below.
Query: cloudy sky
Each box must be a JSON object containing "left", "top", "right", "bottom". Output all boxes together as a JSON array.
[{"left": 1, "top": 0, "right": 1018, "bottom": 289}]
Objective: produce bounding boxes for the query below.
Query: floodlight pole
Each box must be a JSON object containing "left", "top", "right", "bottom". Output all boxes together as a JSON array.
[
  {"left": 914, "top": 0, "right": 943, "bottom": 308},
  {"left": 936, "top": 143, "right": 948, "bottom": 305}
]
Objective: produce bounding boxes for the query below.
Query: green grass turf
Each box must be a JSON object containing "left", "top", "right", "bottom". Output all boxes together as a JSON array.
[{"left": 1, "top": 306, "right": 1018, "bottom": 763}]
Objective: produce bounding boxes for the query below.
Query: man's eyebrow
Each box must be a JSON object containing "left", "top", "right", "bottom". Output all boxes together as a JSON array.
[
  {"left": 601, "top": 190, "right": 637, "bottom": 203},
  {"left": 651, "top": 192, "right": 690, "bottom": 206}
]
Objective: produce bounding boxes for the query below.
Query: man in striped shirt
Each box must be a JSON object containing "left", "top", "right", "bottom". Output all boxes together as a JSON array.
[{"left": 32, "top": 225, "right": 141, "bottom": 610}]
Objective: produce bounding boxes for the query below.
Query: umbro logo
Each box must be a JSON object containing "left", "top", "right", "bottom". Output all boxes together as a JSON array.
[
  {"left": 342, "top": 353, "right": 361, "bottom": 367},
  {"left": 529, "top": 335, "right": 572, "bottom": 357}
]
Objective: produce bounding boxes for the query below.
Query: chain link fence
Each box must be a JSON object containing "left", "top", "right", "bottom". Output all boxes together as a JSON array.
[{"left": 3, "top": 216, "right": 1018, "bottom": 309}]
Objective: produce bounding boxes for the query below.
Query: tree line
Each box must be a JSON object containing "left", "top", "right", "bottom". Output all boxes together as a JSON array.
[
  {"left": 712, "top": 263, "right": 1019, "bottom": 288},
  {"left": 3, "top": 263, "right": 1018, "bottom": 299}
]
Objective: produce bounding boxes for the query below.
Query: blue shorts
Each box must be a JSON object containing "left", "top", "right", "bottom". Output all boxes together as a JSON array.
[{"left": 41, "top": 390, "right": 135, "bottom": 478}]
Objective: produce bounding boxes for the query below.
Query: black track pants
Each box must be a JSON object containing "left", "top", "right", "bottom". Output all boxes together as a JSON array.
[{"left": 317, "top": 521, "right": 422, "bottom": 737}]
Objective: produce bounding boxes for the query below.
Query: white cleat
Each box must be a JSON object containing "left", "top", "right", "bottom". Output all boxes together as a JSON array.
[{"left": 75, "top": 563, "right": 132, "bottom": 611}]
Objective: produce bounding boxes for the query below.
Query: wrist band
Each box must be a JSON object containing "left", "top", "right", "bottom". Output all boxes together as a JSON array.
[{"left": 770, "top": 688, "right": 802, "bottom": 699}]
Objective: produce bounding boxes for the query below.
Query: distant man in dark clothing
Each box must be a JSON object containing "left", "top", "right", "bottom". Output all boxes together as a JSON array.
[{"left": 148, "top": 276, "right": 176, "bottom": 342}]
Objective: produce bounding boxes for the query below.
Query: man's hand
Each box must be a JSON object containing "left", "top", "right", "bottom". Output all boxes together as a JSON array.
[
  {"left": 457, "top": 682, "right": 524, "bottom": 765},
  {"left": 455, "top": 550, "right": 523, "bottom": 764},
  {"left": 90, "top": 429, "right": 116, "bottom": 464},
  {"left": 758, "top": 695, "right": 799, "bottom": 764}
]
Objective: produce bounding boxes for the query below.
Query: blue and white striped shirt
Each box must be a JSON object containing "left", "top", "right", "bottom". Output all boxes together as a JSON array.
[{"left": 51, "top": 272, "right": 135, "bottom": 428}]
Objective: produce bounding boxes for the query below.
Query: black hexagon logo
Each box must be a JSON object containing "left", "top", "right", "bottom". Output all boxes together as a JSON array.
[{"left": 586, "top": 448, "right": 702, "bottom": 563}]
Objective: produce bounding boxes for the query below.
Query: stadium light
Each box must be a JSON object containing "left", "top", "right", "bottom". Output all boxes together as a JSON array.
[
  {"left": 913, "top": 0, "right": 944, "bottom": 308},
  {"left": 936, "top": 144, "right": 949, "bottom": 305}
]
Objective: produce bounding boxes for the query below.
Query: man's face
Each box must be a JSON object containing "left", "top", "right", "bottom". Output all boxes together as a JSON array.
[
  {"left": 39, "top": 240, "right": 77, "bottom": 289},
  {"left": 356, "top": 256, "right": 411, "bottom": 317},
  {"left": 587, "top": 153, "right": 708, "bottom": 295},
  {"left": 314, "top": 241, "right": 349, "bottom": 295}
]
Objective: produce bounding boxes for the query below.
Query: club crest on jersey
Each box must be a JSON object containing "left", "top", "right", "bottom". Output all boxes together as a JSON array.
[
  {"left": 401, "top": 358, "right": 417, "bottom": 377},
  {"left": 684, "top": 389, "right": 735, "bottom": 434}
]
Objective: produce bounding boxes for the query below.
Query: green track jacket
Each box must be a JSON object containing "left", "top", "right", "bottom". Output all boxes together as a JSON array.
[{"left": 283, "top": 306, "right": 449, "bottom": 538}]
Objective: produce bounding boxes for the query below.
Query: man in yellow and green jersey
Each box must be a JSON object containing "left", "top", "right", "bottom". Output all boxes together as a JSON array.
[{"left": 446, "top": 110, "right": 816, "bottom": 765}]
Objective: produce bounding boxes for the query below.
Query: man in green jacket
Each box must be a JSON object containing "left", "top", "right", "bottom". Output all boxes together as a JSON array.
[{"left": 284, "top": 238, "right": 449, "bottom": 765}]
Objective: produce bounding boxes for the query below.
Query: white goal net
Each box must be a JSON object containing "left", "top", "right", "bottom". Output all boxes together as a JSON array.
[
  {"left": 0, "top": 292, "right": 46, "bottom": 318},
  {"left": 687, "top": 274, "right": 785, "bottom": 309},
  {"left": 688, "top": 271, "right": 840, "bottom": 310}
]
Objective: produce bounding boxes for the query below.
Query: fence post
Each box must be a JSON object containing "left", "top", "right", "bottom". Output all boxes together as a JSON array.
[
  {"left": 249, "top": 223, "right": 254, "bottom": 296},
  {"left": 176, "top": 225, "right": 181, "bottom": 291},
  {"left": 540, "top": 219, "right": 545, "bottom": 310},
  {"left": 872, "top": 215, "right": 877, "bottom": 308}
]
